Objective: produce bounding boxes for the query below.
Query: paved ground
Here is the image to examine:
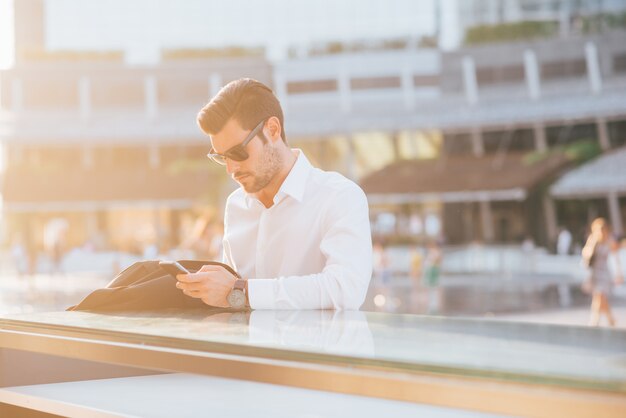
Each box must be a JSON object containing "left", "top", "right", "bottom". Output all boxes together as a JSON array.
[
  {"left": 0, "top": 273, "right": 109, "bottom": 314},
  {"left": 470, "top": 305, "right": 626, "bottom": 329}
]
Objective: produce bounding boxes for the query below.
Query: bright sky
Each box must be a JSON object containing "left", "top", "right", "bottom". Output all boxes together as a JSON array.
[
  {"left": 0, "top": 0, "right": 441, "bottom": 67},
  {"left": 42, "top": 0, "right": 436, "bottom": 62}
]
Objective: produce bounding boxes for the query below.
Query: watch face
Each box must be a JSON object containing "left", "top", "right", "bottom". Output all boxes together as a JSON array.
[{"left": 227, "top": 289, "right": 246, "bottom": 309}]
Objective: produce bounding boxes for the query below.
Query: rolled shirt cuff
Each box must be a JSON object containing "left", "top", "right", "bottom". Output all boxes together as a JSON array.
[{"left": 247, "top": 278, "right": 276, "bottom": 310}]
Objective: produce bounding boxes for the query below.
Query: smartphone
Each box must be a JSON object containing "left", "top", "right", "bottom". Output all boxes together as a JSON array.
[{"left": 159, "top": 260, "right": 190, "bottom": 278}]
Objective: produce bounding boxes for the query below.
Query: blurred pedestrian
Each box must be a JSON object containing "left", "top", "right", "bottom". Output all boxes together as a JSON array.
[
  {"left": 409, "top": 246, "right": 423, "bottom": 284},
  {"left": 408, "top": 245, "right": 425, "bottom": 313},
  {"left": 557, "top": 226, "right": 572, "bottom": 256},
  {"left": 521, "top": 235, "right": 536, "bottom": 273},
  {"left": 581, "top": 218, "right": 624, "bottom": 327},
  {"left": 10, "top": 234, "right": 28, "bottom": 277},
  {"left": 208, "top": 222, "right": 224, "bottom": 261},
  {"left": 180, "top": 213, "right": 215, "bottom": 260},
  {"left": 618, "top": 236, "right": 626, "bottom": 277},
  {"left": 372, "top": 242, "right": 392, "bottom": 285},
  {"left": 43, "top": 218, "right": 68, "bottom": 275},
  {"left": 423, "top": 241, "right": 442, "bottom": 314}
]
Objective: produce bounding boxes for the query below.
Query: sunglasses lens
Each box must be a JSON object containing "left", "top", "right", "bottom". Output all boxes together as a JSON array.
[
  {"left": 227, "top": 147, "right": 249, "bottom": 162},
  {"left": 208, "top": 152, "right": 227, "bottom": 165}
]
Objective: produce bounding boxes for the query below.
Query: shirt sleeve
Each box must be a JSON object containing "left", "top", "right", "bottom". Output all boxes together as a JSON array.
[{"left": 248, "top": 183, "right": 373, "bottom": 310}]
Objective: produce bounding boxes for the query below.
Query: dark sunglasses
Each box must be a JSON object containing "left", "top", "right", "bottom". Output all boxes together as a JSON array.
[{"left": 207, "top": 119, "right": 266, "bottom": 165}]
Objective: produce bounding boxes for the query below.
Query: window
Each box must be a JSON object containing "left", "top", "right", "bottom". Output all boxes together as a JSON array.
[
  {"left": 158, "top": 78, "right": 208, "bottom": 106},
  {"left": 541, "top": 59, "right": 586, "bottom": 80},
  {"left": 476, "top": 65, "right": 525, "bottom": 86},
  {"left": 613, "top": 53, "right": 626, "bottom": 73},
  {"left": 23, "top": 78, "right": 79, "bottom": 109},
  {"left": 91, "top": 78, "right": 144, "bottom": 107},
  {"left": 286, "top": 79, "right": 337, "bottom": 94},
  {"left": 350, "top": 76, "right": 401, "bottom": 90},
  {"left": 413, "top": 74, "right": 440, "bottom": 87}
]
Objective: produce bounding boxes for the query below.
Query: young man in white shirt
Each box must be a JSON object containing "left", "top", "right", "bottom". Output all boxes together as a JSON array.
[{"left": 176, "top": 78, "right": 372, "bottom": 310}]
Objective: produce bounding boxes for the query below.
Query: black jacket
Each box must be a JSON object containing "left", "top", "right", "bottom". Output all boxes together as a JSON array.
[{"left": 68, "top": 260, "right": 238, "bottom": 312}]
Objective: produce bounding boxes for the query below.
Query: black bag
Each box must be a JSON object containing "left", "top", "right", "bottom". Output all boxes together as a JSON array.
[{"left": 67, "top": 260, "right": 239, "bottom": 313}]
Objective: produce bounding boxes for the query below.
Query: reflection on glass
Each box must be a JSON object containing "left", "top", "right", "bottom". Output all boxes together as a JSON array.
[{"left": 1, "top": 309, "right": 624, "bottom": 393}]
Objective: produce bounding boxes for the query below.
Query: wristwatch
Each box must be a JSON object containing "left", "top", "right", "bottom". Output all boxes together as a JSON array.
[{"left": 227, "top": 278, "right": 248, "bottom": 309}]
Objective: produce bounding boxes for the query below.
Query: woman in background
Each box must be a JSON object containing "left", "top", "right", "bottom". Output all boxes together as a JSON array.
[{"left": 582, "top": 218, "right": 624, "bottom": 327}]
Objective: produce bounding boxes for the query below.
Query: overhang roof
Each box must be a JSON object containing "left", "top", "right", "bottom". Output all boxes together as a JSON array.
[
  {"left": 1, "top": 166, "right": 224, "bottom": 211},
  {"left": 361, "top": 152, "right": 569, "bottom": 203},
  {"left": 550, "top": 146, "right": 626, "bottom": 199}
]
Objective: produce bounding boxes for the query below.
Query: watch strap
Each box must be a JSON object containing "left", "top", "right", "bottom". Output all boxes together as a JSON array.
[{"left": 233, "top": 278, "right": 246, "bottom": 291}]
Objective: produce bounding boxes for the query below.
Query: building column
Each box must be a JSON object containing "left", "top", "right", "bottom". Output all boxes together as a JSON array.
[
  {"left": 168, "top": 209, "right": 181, "bottom": 248},
  {"left": 149, "top": 145, "right": 160, "bottom": 169},
  {"left": 12, "top": 145, "right": 23, "bottom": 166},
  {"left": 11, "top": 78, "right": 23, "bottom": 112},
  {"left": 479, "top": 199, "right": 494, "bottom": 242},
  {"left": 81, "top": 146, "right": 94, "bottom": 170},
  {"left": 345, "top": 136, "right": 357, "bottom": 181},
  {"left": 78, "top": 76, "right": 91, "bottom": 120},
  {"left": 608, "top": 191, "right": 623, "bottom": 237},
  {"left": 85, "top": 212, "right": 99, "bottom": 242},
  {"left": 470, "top": 128, "right": 484, "bottom": 156},
  {"left": 391, "top": 132, "right": 402, "bottom": 161},
  {"left": 272, "top": 72, "right": 287, "bottom": 114},
  {"left": 542, "top": 196, "right": 558, "bottom": 246},
  {"left": 585, "top": 41, "right": 602, "bottom": 95},
  {"left": 338, "top": 68, "right": 351, "bottom": 113},
  {"left": 318, "top": 140, "right": 327, "bottom": 168},
  {"left": 401, "top": 66, "right": 415, "bottom": 111},
  {"left": 408, "top": 130, "right": 421, "bottom": 157},
  {"left": 152, "top": 208, "right": 161, "bottom": 250},
  {"left": 558, "top": 1, "right": 571, "bottom": 38},
  {"left": 462, "top": 56, "right": 478, "bottom": 105},
  {"left": 144, "top": 74, "right": 158, "bottom": 120},
  {"left": 523, "top": 49, "right": 541, "bottom": 100},
  {"left": 533, "top": 123, "right": 548, "bottom": 152},
  {"left": 463, "top": 202, "right": 475, "bottom": 242},
  {"left": 596, "top": 118, "right": 610, "bottom": 150},
  {"left": 0, "top": 142, "right": 7, "bottom": 169}
]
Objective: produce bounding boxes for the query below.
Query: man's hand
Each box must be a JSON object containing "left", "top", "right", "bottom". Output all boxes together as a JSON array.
[{"left": 176, "top": 265, "right": 237, "bottom": 308}]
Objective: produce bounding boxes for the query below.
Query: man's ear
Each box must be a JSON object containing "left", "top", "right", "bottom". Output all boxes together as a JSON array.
[{"left": 266, "top": 116, "right": 282, "bottom": 143}]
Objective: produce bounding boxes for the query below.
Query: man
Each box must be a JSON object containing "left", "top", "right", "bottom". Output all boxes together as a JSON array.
[{"left": 176, "top": 78, "right": 372, "bottom": 310}]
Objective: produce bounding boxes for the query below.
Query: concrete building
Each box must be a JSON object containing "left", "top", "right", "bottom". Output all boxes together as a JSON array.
[
  {"left": 439, "top": 0, "right": 626, "bottom": 50},
  {"left": 1, "top": 1, "right": 626, "bottom": 252},
  {"left": 551, "top": 147, "right": 626, "bottom": 238}
]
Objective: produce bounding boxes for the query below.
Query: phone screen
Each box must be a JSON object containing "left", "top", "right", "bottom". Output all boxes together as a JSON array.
[{"left": 159, "top": 261, "right": 190, "bottom": 277}]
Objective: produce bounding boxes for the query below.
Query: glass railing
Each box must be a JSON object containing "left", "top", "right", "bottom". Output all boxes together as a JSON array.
[{"left": 1, "top": 309, "right": 624, "bottom": 394}]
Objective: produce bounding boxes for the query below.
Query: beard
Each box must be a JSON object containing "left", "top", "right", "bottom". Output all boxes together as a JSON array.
[{"left": 239, "top": 143, "right": 283, "bottom": 194}]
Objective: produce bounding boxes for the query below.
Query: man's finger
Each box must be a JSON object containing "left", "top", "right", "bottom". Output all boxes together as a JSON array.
[
  {"left": 177, "top": 281, "right": 205, "bottom": 291},
  {"left": 198, "top": 265, "right": 224, "bottom": 273},
  {"left": 176, "top": 273, "right": 210, "bottom": 282},
  {"left": 182, "top": 289, "right": 203, "bottom": 298}
]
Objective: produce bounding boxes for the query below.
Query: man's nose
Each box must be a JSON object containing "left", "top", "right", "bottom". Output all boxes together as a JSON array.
[{"left": 225, "top": 158, "right": 239, "bottom": 174}]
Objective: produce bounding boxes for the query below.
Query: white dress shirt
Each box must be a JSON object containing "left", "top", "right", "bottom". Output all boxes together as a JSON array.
[{"left": 222, "top": 150, "right": 372, "bottom": 310}]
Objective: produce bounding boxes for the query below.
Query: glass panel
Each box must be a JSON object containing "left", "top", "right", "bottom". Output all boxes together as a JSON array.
[{"left": 2, "top": 310, "right": 625, "bottom": 393}]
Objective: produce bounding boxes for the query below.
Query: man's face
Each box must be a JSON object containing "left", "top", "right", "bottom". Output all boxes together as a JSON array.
[{"left": 211, "top": 118, "right": 283, "bottom": 193}]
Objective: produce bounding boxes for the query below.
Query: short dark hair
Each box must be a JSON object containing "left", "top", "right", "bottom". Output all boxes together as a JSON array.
[{"left": 197, "top": 78, "right": 286, "bottom": 143}]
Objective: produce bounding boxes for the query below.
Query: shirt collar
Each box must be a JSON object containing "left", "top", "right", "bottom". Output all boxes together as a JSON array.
[{"left": 244, "top": 149, "right": 311, "bottom": 208}]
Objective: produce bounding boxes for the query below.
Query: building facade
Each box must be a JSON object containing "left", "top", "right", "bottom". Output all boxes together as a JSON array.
[{"left": 1, "top": 1, "right": 626, "bottom": 254}]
